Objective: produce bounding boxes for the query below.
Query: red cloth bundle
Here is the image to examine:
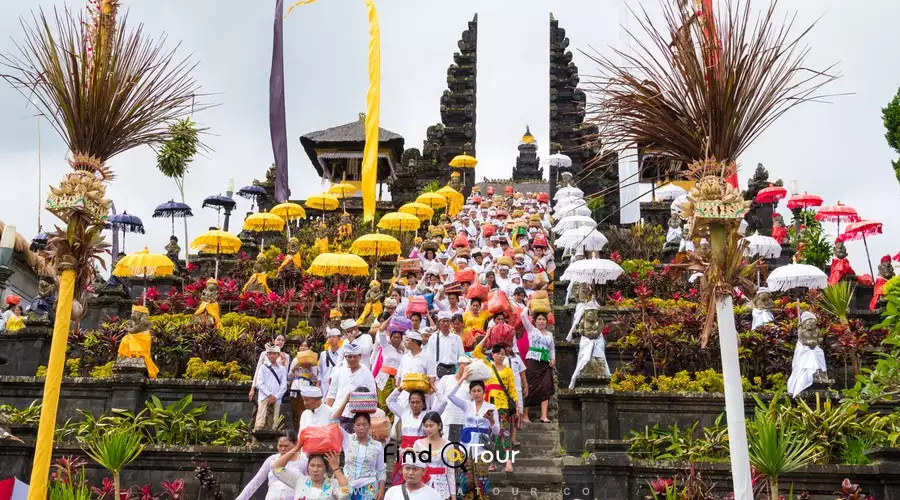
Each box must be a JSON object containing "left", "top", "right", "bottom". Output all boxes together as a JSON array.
[
  {"left": 406, "top": 296, "right": 429, "bottom": 317},
  {"left": 486, "top": 323, "right": 515, "bottom": 349},
  {"left": 455, "top": 268, "right": 476, "bottom": 284}
]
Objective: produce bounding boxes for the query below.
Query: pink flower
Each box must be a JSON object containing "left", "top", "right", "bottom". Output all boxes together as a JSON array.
[{"left": 649, "top": 477, "right": 673, "bottom": 494}]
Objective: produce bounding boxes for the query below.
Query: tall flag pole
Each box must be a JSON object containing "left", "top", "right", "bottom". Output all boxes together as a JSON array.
[
  {"left": 271, "top": 0, "right": 290, "bottom": 203},
  {"left": 286, "top": 0, "right": 380, "bottom": 221}
]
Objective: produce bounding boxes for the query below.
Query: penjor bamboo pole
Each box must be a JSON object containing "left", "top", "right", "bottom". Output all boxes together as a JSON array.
[
  {"left": 710, "top": 224, "right": 753, "bottom": 500},
  {"left": 28, "top": 268, "right": 76, "bottom": 500}
]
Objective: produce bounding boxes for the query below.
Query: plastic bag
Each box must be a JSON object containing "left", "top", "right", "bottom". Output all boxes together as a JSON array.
[
  {"left": 487, "top": 291, "right": 511, "bottom": 315},
  {"left": 465, "top": 358, "right": 493, "bottom": 381},
  {"left": 466, "top": 283, "right": 489, "bottom": 302},
  {"left": 300, "top": 424, "right": 342, "bottom": 454},
  {"left": 455, "top": 268, "right": 475, "bottom": 284}
]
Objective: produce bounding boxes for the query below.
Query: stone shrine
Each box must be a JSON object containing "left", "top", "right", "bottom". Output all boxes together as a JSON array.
[{"left": 512, "top": 126, "right": 543, "bottom": 181}]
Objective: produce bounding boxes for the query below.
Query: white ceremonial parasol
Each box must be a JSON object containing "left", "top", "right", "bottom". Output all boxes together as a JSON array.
[
  {"left": 554, "top": 204, "right": 592, "bottom": 218},
  {"left": 557, "top": 226, "right": 608, "bottom": 253},
  {"left": 670, "top": 194, "right": 690, "bottom": 214},
  {"left": 559, "top": 258, "right": 624, "bottom": 285},
  {"left": 554, "top": 186, "right": 585, "bottom": 200},
  {"left": 766, "top": 263, "right": 828, "bottom": 292},
  {"left": 655, "top": 183, "right": 688, "bottom": 201},
  {"left": 742, "top": 234, "right": 782, "bottom": 259},
  {"left": 546, "top": 152, "right": 573, "bottom": 168},
  {"left": 553, "top": 215, "right": 597, "bottom": 234}
]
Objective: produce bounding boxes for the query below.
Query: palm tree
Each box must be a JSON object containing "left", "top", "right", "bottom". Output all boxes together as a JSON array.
[
  {"left": 584, "top": 1, "right": 837, "bottom": 498},
  {"left": 1, "top": 3, "right": 202, "bottom": 497},
  {"left": 156, "top": 117, "right": 202, "bottom": 264},
  {"left": 84, "top": 430, "right": 145, "bottom": 500}
]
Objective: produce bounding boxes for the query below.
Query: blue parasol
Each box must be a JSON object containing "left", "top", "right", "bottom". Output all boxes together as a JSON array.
[
  {"left": 106, "top": 211, "right": 145, "bottom": 252},
  {"left": 30, "top": 231, "right": 48, "bottom": 252},
  {"left": 153, "top": 200, "right": 194, "bottom": 236},
  {"left": 238, "top": 185, "right": 267, "bottom": 211},
  {"left": 203, "top": 194, "right": 237, "bottom": 226}
]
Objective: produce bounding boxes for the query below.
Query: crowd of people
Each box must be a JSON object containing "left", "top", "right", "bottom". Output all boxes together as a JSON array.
[{"left": 238, "top": 188, "right": 558, "bottom": 500}]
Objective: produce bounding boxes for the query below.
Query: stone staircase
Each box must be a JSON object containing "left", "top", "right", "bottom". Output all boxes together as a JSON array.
[{"left": 488, "top": 421, "right": 564, "bottom": 499}]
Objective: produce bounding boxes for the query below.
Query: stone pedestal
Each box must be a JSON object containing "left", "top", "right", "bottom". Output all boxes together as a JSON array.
[
  {"left": 0, "top": 322, "right": 52, "bottom": 376},
  {"left": 853, "top": 283, "right": 875, "bottom": 312},
  {"left": 575, "top": 372, "right": 610, "bottom": 389},
  {"left": 110, "top": 359, "right": 148, "bottom": 413},
  {"left": 81, "top": 289, "right": 134, "bottom": 331},
  {"left": 774, "top": 244, "right": 795, "bottom": 267},
  {"left": 639, "top": 201, "right": 669, "bottom": 228}
]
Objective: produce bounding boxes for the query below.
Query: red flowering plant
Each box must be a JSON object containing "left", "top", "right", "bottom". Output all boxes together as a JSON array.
[{"left": 836, "top": 478, "right": 875, "bottom": 500}]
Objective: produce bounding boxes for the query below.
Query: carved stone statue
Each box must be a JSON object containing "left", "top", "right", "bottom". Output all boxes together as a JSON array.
[
  {"left": 26, "top": 277, "right": 57, "bottom": 323},
  {"left": 193, "top": 278, "right": 221, "bottom": 329},
  {"left": 356, "top": 280, "right": 384, "bottom": 327},
  {"left": 314, "top": 224, "right": 329, "bottom": 254},
  {"left": 279, "top": 237, "right": 303, "bottom": 274},
  {"left": 566, "top": 299, "right": 610, "bottom": 388},
  {"left": 243, "top": 254, "right": 272, "bottom": 295},
  {"left": 165, "top": 236, "right": 181, "bottom": 265},
  {"left": 879, "top": 257, "right": 895, "bottom": 281},
  {"left": 751, "top": 288, "right": 775, "bottom": 330},
  {"left": 664, "top": 213, "right": 683, "bottom": 248},
  {"left": 772, "top": 213, "right": 788, "bottom": 245},
  {"left": 828, "top": 239, "right": 855, "bottom": 285},
  {"left": 787, "top": 311, "right": 830, "bottom": 396},
  {"left": 695, "top": 240, "right": 711, "bottom": 262},
  {"left": 116, "top": 304, "right": 159, "bottom": 378},
  {"left": 449, "top": 171, "right": 463, "bottom": 192},
  {"left": 337, "top": 212, "right": 353, "bottom": 243},
  {"left": 560, "top": 171, "right": 576, "bottom": 188}
]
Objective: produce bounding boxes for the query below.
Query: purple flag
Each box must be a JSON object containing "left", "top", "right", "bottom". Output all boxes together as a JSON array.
[{"left": 270, "top": 0, "right": 290, "bottom": 203}]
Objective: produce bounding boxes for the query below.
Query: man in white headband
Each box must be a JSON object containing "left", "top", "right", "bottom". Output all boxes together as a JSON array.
[
  {"left": 319, "top": 328, "right": 343, "bottom": 397},
  {"left": 384, "top": 450, "right": 441, "bottom": 500},
  {"left": 297, "top": 385, "right": 336, "bottom": 434},
  {"left": 429, "top": 310, "right": 464, "bottom": 379},
  {"left": 326, "top": 342, "right": 377, "bottom": 430},
  {"left": 253, "top": 343, "right": 287, "bottom": 432},
  {"left": 341, "top": 318, "right": 373, "bottom": 369}
]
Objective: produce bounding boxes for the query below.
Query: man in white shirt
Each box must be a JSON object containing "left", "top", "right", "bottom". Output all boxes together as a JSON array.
[
  {"left": 437, "top": 355, "right": 471, "bottom": 442},
  {"left": 341, "top": 319, "right": 373, "bottom": 369},
  {"left": 384, "top": 453, "right": 442, "bottom": 500},
  {"left": 319, "top": 328, "right": 343, "bottom": 397},
  {"left": 253, "top": 344, "right": 287, "bottom": 431},
  {"left": 430, "top": 311, "right": 464, "bottom": 378},
  {"left": 297, "top": 386, "right": 335, "bottom": 435},
  {"left": 325, "top": 342, "right": 376, "bottom": 426}
]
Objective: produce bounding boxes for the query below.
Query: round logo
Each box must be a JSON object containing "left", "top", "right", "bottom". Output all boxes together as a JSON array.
[{"left": 441, "top": 442, "right": 468, "bottom": 469}]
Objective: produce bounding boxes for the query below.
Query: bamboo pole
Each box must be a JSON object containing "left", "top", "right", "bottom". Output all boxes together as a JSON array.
[{"left": 28, "top": 268, "right": 76, "bottom": 500}]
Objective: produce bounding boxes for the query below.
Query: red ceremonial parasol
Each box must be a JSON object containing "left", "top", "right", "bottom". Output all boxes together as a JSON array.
[
  {"left": 754, "top": 184, "right": 788, "bottom": 204},
  {"left": 786, "top": 192, "right": 823, "bottom": 211},
  {"left": 840, "top": 219, "right": 882, "bottom": 280},
  {"left": 815, "top": 201, "right": 860, "bottom": 234}
]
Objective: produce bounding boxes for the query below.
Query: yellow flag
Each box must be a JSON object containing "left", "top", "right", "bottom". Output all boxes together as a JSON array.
[{"left": 288, "top": 0, "right": 380, "bottom": 222}]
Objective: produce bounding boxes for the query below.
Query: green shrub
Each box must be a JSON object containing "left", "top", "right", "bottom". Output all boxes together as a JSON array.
[{"left": 184, "top": 357, "right": 251, "bottom": 381}]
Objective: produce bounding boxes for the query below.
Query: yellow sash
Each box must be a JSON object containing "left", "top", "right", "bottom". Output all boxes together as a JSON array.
[
  {"left": 194, "top": 301, "right": 221, "bottom": 329},
  {"left": 118, "top": 331, "right": 160, "bottom": 378}
]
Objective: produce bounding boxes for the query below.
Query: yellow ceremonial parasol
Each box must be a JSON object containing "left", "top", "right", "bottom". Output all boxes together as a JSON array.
[
  {"left": 377, "top": 212, "right": 421, "bottom": 232},
  {"left": 437, "top": 185, "right": 464, "bottom": 217},
  {"left": 449, "top": 154, "right": 478, "bottom": 168},
  {"left": 399, "top": 202, "right": 435, "bottom": 221},
  {"left": 270, "top": 202, "right": 307, "bottom": 238},
  {"left": 190, "top": 229, "right": 242, "bottom": 279},
  {"left": 306, "top": 192, "right": 340, "bottom": 212},
  {"left": 243, "top": 212, "right": 286, "bottom": 248},
  {"left": 328, "top": 182, "right": 357, "bottom": 199},
  {"left": 113, "top": 247, "right": 175, "bottom": 306},
  {"left": 351, "top": 232, "right": 401, "bottom": 278},
  {"left": 307, "top": 252, "right": 370, "bottom": 277},
  {"left": 271, "top": 202, "right": 307, "bottom": 221},
  {"left": 416, "top": 192, "right": 448, "bottom": 210}
]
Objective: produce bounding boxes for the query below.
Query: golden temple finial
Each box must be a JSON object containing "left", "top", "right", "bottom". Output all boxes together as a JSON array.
[{"left": 521, "top": 125, "right": 535, "bottom": 144}]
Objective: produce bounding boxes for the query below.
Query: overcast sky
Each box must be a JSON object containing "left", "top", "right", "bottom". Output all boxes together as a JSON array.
[{"left": 0, "top": 0, "right": 897, "bottom": 273}]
